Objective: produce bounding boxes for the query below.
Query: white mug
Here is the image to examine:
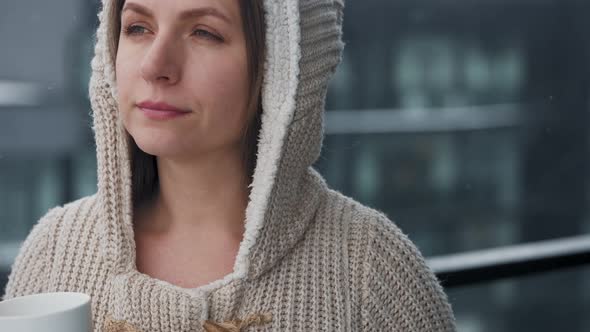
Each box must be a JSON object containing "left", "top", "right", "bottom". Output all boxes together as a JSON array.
[{"left": 0, "top": 292, "right": 92, "bottom": 332}]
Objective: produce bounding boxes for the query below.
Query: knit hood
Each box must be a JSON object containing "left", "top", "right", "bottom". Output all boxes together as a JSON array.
[{"left": 89, "top": 0, "right": 345, "bottom": 290}]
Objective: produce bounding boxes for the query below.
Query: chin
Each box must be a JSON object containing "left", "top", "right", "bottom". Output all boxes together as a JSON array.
[{"left": 131, "top": 130, "right": 191, "bottom": 159}]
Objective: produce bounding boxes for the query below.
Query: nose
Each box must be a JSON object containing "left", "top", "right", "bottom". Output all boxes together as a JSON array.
[{"left": 140, "top": 34, "right": 182, "bottom": 85}]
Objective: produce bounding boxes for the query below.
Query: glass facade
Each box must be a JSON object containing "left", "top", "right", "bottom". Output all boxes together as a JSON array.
[
  {"left": 1, "top": 0, "right": 589, "bottom": 331},
  {"left": 318, "top": 0, "right": 590, "bottom": 256}
]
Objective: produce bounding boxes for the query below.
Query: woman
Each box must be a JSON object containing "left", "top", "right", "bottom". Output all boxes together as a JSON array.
[{"left": 3, "top": 0, "right": 456, "bottom": 331}]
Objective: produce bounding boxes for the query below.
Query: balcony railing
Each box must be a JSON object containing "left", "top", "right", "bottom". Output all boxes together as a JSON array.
[
  {"left": 429, "top": 235, "right": 590, "bottom": 288},
  {"left": 3, "top": 235, "right": 590, "bottom": 294}
]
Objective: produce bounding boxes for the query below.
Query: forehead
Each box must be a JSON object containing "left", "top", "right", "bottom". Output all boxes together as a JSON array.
[{"left": 120, "top": 0, "right": 240, "bottom": 25}]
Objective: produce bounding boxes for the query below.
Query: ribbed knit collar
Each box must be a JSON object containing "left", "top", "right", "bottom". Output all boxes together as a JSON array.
[{"left": 89, "top": 0, "right": 345, "bottom": 293}]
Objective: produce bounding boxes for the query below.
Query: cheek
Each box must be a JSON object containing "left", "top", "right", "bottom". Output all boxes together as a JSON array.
[
  {"left": 115, "top": 50, "right": 135, "bottom": 98},
  {"left": 115, "top": 48, "right": 139, "bottom": 125},
  {"left": 197, "top": 52, "right": 250, "bottom": 125},
  {"left": 209, "top": 60, "right": 248, "bottom": 98}
]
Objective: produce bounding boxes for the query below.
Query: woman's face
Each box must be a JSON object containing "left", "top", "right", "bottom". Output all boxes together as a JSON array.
[{"left": 116, "top": 0, "right": 249, "bottom": 161}]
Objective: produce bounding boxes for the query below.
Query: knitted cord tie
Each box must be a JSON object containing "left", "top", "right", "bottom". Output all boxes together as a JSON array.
[
  {"left": 203, "top": 313, "right": 273, "bottom": 332},
  {"left": 103, "top": 315, "right": 142, "bottom": 332}
]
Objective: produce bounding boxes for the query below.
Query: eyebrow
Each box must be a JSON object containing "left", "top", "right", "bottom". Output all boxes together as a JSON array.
[{"left": 122, "top": 2, "right": 232, "bottom": 24}]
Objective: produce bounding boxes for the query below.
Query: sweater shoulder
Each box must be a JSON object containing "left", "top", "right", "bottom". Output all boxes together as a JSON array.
[
  {"left": 323, "top": 187, "right": 425, "bottom": 261},
  {"left": 2, "top": 195, "right": 99, "bottom": 300},
  {"left": 37, "top": 194, "right": 100, "bottom": 240},
  {"left": 322, "top": 188, "right": 397, "bottom": 237},
  {"left": 322, "top": 189, "right": 457, "bottom": 331}
]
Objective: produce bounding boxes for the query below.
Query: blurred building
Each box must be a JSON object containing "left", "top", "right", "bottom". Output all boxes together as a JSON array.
[{"left": 1, "top": 0, "right": 589, "bottom": 331}]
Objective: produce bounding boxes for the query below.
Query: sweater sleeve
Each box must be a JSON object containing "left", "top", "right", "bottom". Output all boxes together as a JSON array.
[
  {"left": 359, "top": 213, "right": 457, "bottom": 331},
  {"left": 2, "top": 206, "right": 63, "bottom": 301}
]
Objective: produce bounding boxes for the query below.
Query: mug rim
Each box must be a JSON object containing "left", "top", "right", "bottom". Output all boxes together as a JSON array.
[{"left": 0, "top": 292, "right": 91, "bottom": 320}]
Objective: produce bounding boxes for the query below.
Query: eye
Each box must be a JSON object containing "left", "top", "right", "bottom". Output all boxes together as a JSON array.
[
  {"left": 192, "top": 29, "right": 223, "bottom": 42},
  {"left": 124, "top": 24, "right": 149, "bottom": 36}
]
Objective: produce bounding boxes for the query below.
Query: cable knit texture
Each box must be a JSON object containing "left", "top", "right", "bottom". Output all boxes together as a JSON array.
[{"left": 3, "top": 0, "right": 456, "bottom": 331}]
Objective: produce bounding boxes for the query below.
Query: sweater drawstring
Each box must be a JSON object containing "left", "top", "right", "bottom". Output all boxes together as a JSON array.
[
  {"left": 203, "top": 313, "right": 273, "bottom": 332},
  {"left": 103, "top": 315, "right": 142, "bottom": 332}
]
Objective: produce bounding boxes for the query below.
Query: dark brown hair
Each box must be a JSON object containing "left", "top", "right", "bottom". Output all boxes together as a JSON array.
[{"left": 108, "top": 1, "right": 266, "bottom": 210}]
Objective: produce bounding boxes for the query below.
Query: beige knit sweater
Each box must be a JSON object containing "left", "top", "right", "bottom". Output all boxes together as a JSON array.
[{"left": 3, "top": 0, "right": 456, "bottom": 331}]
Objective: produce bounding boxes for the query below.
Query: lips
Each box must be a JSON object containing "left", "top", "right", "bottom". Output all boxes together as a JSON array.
[{"left": 136, "top": 101, "right": 191, "bottom": 120}]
